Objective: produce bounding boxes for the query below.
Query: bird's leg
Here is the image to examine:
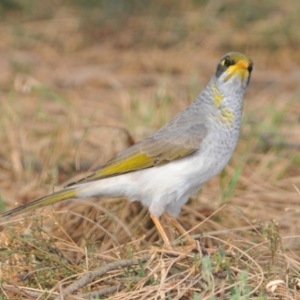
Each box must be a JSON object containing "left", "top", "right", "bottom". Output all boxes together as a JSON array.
[
  {"left": 166, "top": 213, "right": 196, "bottom": 246},
  {"left": 150, "top": 213, "right": 171, "bottom": 248}
]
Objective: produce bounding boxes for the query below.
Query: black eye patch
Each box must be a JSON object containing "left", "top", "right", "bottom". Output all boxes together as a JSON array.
[
  {"left": 216, "top": 56, "right": 235, "bottom": 77},
  {"left": 247, "top": 64, "right": 253, "bottom": 73},
  {"left": 222, "top": 57, "right": 235, "bottom": 67}
]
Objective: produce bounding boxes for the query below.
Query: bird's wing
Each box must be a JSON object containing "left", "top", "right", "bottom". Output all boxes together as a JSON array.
[{"left": 67, "top": 106, "right": 207, "bottom": 185}]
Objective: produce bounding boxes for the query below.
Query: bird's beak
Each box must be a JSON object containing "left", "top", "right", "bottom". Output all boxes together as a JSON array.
[{"left": 225, "top": 59, "right": 251, "bottom": 82}]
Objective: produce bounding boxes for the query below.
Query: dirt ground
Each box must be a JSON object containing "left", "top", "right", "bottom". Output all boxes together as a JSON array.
[{"left": 1, "top": 1, "right": 300, "bottom": 299}]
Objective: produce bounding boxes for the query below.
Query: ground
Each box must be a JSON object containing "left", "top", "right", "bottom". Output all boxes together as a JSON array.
[{"left": 0, "top": 1, "right": 300, "bottom": 299}]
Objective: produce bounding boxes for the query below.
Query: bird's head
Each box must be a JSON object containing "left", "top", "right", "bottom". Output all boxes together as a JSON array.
[{"left": 215, "top": 52, "right": 253, "bottom": 90}]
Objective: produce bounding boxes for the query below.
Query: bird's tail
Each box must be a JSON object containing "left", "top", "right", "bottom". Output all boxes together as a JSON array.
[{"left": 1, "top": 188, "right": 76, "bottom": 218}]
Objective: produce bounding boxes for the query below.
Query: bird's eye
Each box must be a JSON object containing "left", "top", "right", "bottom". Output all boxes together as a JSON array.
[{"left": 222, "top": 57, "right": 234, "bottom": 67}]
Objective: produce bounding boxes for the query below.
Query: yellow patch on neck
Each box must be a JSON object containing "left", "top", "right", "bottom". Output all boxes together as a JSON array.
[
  {"left": 211, "top": 83, "right": 234, "bottom": 127},
  {"left": 212, "top": 84, "right": 223, "bottom": 108},
  {"left": 220, "top": 107, "right": 234, "bottom": 127}
]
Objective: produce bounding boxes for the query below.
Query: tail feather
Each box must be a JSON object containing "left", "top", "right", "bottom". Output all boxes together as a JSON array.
[{"left": 1, "top": 188, "right": 76, "bottom": 218}]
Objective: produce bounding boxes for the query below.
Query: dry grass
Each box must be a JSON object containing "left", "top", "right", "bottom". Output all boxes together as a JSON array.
[{"left": 1, "top": 1, "right": 300, "bottom": 299}]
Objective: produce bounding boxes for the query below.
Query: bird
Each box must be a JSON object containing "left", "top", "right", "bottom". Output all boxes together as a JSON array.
[{"left": 1, "top": 52, "right": 253, "bottom": 248}]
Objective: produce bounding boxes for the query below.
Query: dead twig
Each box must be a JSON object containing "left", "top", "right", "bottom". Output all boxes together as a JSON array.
[
  {"left": 54, "top": 254, "right": 151, "bottom": 299},
  {"left": 80, "top": 285, "right": 122, "bottom": 299}
]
